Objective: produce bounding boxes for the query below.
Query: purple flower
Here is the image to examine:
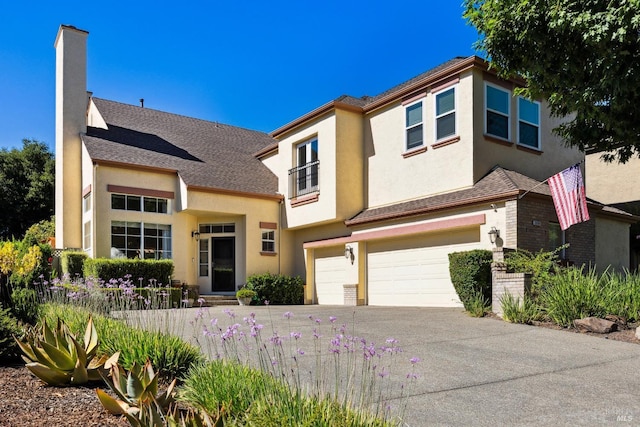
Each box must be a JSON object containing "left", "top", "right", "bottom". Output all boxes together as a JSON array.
[
  {"left": 290, "top": 331, "right": 302, "bottom": 340},
  {"left": 283, "top": 311, "right": 293, "bottom": 319},
  {"left": 297, "top": 348, "right": 305, "bottom": 355},
  {"left": 410, "top": 357, "right": 421, "bottom": 364},
  {"left": 329, "top": 316, "right": 337, "bottom": 323}
]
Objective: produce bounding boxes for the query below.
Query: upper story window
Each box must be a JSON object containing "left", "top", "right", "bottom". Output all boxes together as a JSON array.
[
  {"left": 289, "top": 137, "right": 319, "bottom": 198},
  {"left": 405, "top": 101, "right": 424, "bottom": 150},
  {"left": 518, "top": 97, "right": 541, "bottom": 149},
  {"left": 111, "top": 194, "right": 169, "bottom": 214},
  {"left": 435, "top": 87, "right": 456, "bottom": 140},
  {"left": 485, "top": 84, "right": 510, "bottom": 140},
  {"left": 83, "top": 193, "right": 91, "bottom": 213}
]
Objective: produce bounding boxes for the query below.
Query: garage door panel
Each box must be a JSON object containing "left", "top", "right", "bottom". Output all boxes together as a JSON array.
[
  {"left": 314, "top": 246, "right": 347, "bottom": 305},
  {"left": 367, "top": 229, "right": 480, "bottom": 307}
]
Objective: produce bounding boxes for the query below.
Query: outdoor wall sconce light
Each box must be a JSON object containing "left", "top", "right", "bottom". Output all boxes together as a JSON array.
[
  {"left": 488, "top": 227, "right": 500, "bottom": 244},
  {"left": 191, "top": 231, "right": 200, "bottom": 241},
  {"left": 344, "top": 245, "right": 354, "bottom": 263}
]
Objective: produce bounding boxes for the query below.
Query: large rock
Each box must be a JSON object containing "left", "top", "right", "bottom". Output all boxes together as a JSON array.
[{"left": 574, "top": 317, "right": 617, "bottom": 334}]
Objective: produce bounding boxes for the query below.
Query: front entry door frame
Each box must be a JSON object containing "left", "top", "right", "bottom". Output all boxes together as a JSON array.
[{"left": 211, "top": 236, "right": 236, "bottom": 293}]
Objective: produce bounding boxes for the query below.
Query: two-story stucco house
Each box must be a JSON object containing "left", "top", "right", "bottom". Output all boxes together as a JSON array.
[
  {"left": 586, "top": 153, "right": 640, "bottom": 270},
  {"left": 55, "top": 25, "right": 636, "bottom": 307}
]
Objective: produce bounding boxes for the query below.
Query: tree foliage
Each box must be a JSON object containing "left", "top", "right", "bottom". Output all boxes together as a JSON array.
[
  {"left": 0, "top": 139, "right": 54, "bottom": 239},
  {"left": 464, "top": 0, "right": 640, "bottom": 162}
]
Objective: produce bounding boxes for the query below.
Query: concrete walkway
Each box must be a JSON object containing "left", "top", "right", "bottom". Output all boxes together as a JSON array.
[{"left": 147, "top": 305, "right": 640, "bottom": 426}]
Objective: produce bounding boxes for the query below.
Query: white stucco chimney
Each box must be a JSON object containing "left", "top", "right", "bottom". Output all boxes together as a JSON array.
[{"left": 54, "top": 25, "right": 89, "bottom": 249}]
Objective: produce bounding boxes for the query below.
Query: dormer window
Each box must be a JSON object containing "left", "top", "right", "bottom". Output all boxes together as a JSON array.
[
  {"left": 485, "top": 83, "right": 510, "bottom": 140},
  {"left": 435, "top": 87, "right": 456, "bottom": 140},
  {"left": 405, "top": 101, "right": 424, "bottom": 150}
]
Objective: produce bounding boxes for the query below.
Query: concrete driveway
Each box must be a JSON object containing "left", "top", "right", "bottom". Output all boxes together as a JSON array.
[{"left": 156, "top": 305, "right": 640, "bottom": 426}]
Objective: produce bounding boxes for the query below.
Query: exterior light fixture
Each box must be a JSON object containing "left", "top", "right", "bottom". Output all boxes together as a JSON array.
[
  {"left": 344, "top": 245, "right": 354, "bottom": 261},
  {"left": 488, "top": 227, "right": 500, "bottom": 244},
  {"left": 191, "top": 231, "right": 200, "bottom": 241}
]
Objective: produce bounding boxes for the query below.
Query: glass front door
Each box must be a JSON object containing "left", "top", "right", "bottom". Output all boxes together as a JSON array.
[{"left": 212, "top": 237, "right": 235, "bottom": 292}]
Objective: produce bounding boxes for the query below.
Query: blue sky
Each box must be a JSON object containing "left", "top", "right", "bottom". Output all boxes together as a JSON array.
[{"left": 0, "top": 1, "right": 480, "bottom": 151}]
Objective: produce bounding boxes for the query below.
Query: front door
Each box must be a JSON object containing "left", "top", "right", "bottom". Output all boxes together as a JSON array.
[{"left": 212, "top": 237, "right": 235, "bottom": 292}]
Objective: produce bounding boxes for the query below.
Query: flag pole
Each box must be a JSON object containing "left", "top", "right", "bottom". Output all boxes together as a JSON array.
[{"left": 517, "top": 160, "right": 584, "bottom": 200}]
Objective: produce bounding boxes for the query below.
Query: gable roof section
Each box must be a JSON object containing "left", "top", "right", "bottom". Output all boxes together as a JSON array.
[
  {"left": 271, "top": 56, "right": 483, "bottom": 138},
  {"left": 345, "top": 167, "right": 639, "bottom": 226},
  {"left": 83, "top": 98, "right": 281, "bottom": 199}
]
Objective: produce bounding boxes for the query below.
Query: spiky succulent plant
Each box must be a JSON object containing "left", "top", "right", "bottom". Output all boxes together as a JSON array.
[
  {"left": 14, "top": 316, "right": 118, "bottom": 385},
  {"left": 96, "top": 359, "right": 177, "bottom": 421}
]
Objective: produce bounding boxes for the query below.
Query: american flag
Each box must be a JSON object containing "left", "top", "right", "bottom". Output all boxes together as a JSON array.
[{"left": 548, "top": 164, "right": 590, "bottom": 230}]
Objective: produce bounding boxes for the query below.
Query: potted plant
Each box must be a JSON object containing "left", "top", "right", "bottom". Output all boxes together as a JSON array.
[{"left": 236, "top": 288, "right": 256, "bottom": 306}]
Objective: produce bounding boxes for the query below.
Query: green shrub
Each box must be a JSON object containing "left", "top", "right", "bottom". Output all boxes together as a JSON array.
[
  {"left": 539, "top": 266, "right": 606, "bottom": 327},
  {"left": 0, "top": 304, "right": 20, "bottom": 362},
  {"left": 179, "top": 360, "right": 391, "bottom": 426},
  {"left": 448, "top": 250, "right": 492, "bottom": 311},
  {"left": 465, "top": 290, "right": 490, "bottom": 317},
  {"left": 505, "top": 246, "right": 566, "bottom": 299},
  {"left": 236, "top": 288, "right": 257, "bottom": 299},
  {"left": 61, "top": 251, "right": 88, "bottom": 278},
  {"left": 40, "top": 303, "right": 202, "bottom": 380},
  {"left": 246, "top": 273, "right": 304, "bottom": 305},
  {"left": 601, "top": 270, "right": 640, "bottom": 321},
  {"left": 83, "top": 258, "right": 174, "bottom": 286},
  {"left": 10, "top": 287, "right": 40, "bottom": 325},
  {"left": 500, "top": 292, "right": 543, "bottom": 324}
]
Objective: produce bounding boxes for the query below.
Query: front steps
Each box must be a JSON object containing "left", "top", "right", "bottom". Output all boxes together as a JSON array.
[{"left": 198, "top": 295, "right": 238, "bottom": 307}]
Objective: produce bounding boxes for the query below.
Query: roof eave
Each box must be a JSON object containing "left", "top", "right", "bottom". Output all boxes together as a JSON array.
[
  {"left": 345, "top": 190, "right": 521, "bottom": 227},
  {"left": 186, "top": 185, "right": 284, "bottom": 202},
  {"left": 270, "top": 101, "right": 364, "bottom": 139}
]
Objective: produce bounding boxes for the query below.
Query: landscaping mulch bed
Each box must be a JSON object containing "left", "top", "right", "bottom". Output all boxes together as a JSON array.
[{"left": 0, "top": 364, "right": 127, "bottom": 427}]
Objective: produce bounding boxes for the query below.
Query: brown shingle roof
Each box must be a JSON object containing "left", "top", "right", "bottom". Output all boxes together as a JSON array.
[
  {"left": 83, "top": 98, "right": 280, "bottom": 198},
  {"left": 345, "top": 166, "right": 639, "bottom": 226}
]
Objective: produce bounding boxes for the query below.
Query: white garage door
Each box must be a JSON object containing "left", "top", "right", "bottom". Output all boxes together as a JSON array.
[
  {"left": 367, "top": 229, "right": 480, "bottom": 307},
  {"left": 314, "top": 246, "right": 347, "bottom": 305}
]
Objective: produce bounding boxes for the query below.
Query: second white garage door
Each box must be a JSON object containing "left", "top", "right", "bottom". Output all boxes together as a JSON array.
[{"left": 367, "top": 229, "right": 480, "bottom": 307}]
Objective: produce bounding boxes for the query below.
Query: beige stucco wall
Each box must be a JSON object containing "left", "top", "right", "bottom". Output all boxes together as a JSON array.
[
  {"left": 81, "top": 145, "right": 94, "bottom": 256},
  {"left": 55, "top": 26, "right": 88, "bottom": 250},
  {"left": 277, "top": 113, "right": 338, "bottom": 229},
  {"left": 335, "top": 109, "right": 365, "bottom": 220},
  {"left": 595, "top": 216, "right": 630, "bottom": 273},
  {"left": 472, "top": 69, "right": 583, "bottom": 183},
  {"left": 586, "top": 154, "right": 640, "bottom": 205},
  {"left": 366, "top": 71, "right": 475, "bottom": 208}
]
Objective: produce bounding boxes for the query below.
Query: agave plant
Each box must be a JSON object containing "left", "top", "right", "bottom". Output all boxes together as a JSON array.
[
  {"left": 96, "top": 359, "right": 177, "bottom": 423},
  {"left": 14, "top": 316, "right": 118, "bottom": 385}
]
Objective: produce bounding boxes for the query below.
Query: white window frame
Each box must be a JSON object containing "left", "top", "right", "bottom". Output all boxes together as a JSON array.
[
  {"left": 110, "top": 221, "right": 172, "bottom": 260},
  {"left": 517, "top": 96, "right": 541, "bottom": 150},
  {"left": 83, "top": 220, "right": 91, "bottom": 251},
  {"left": 434, "top": 86, "right": 457, "bottom": 141},
  {"left": 111, "top": 194, "right": 171, "bottom": 214},
  {"left": 295, "top": 137, "right": 319, "bottom": 195},
  {"left": 261, "top": 230, "right": 276, "bottom": 253},
  {"left": 405, "top": 100, "right": 424, "bottom": 150},
  {"left": 83, "top": 193, "right": 91, "bottom": 213},
  {"left": 485, "top": 83, "right": 511, "bottom": 141}
]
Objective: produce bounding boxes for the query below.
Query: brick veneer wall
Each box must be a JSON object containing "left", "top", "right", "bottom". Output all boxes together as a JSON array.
[{"left": 515, "top": 195, "right": 595, "bottom": 266}]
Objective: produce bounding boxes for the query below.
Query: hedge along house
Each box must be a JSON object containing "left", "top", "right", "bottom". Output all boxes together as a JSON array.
[
  {"left": 55, "top": 25, "right": 637, "bottom": 305},
  {"left": 55, "top": 25, "right": 287, "bottom": 295}
]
